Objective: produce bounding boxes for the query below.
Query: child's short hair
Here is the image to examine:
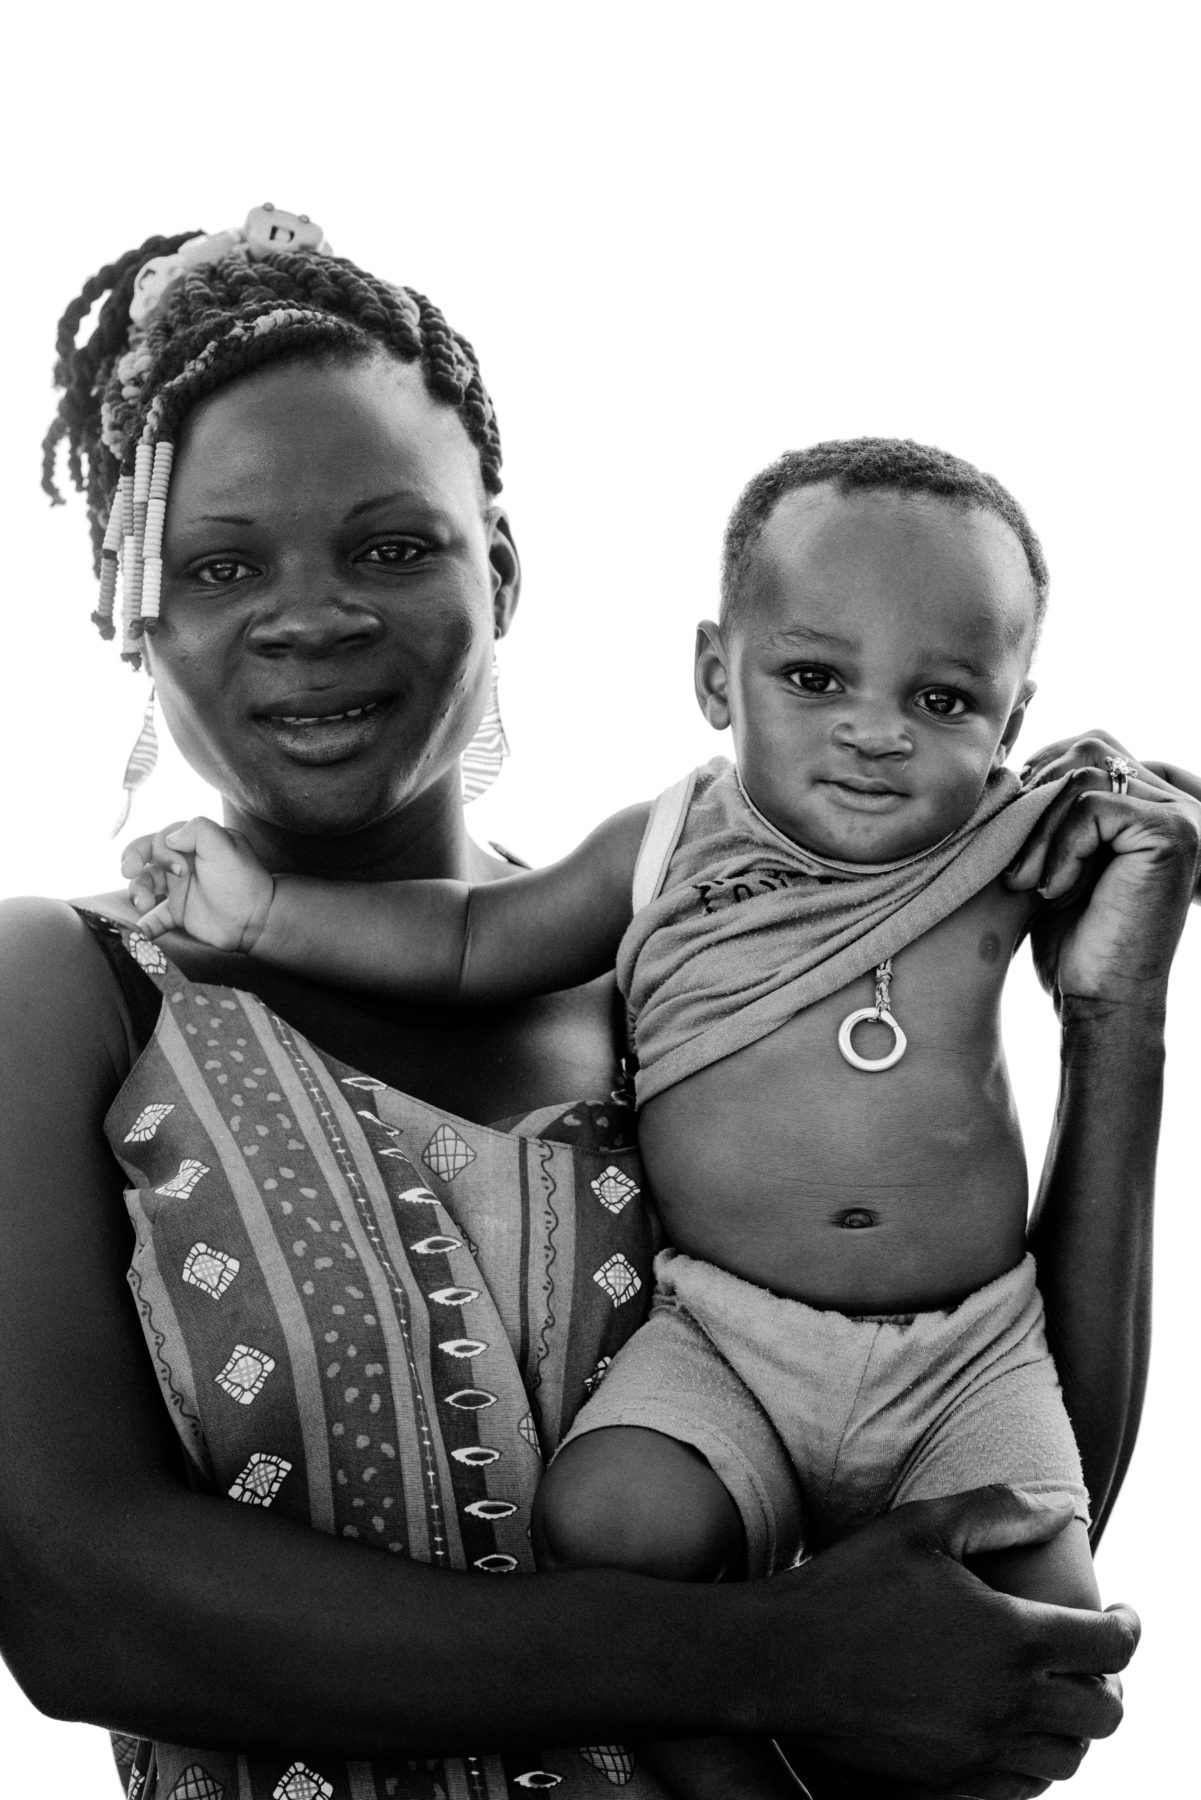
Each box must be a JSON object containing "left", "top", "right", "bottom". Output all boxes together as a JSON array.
[{"left": 720, "top": 437, "right": 1048, "bottom": 647}]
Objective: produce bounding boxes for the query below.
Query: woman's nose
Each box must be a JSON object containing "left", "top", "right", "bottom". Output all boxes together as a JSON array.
[
  {"left": 247, "top": 580, "right": 385, "bottom": 656},
  {"left": 832, "top": 703, "right": 913, "bottom": 758}
]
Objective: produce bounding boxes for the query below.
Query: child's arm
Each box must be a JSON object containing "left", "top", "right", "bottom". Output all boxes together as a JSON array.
[{"left": 122, "top": 805, "right": 652, "bottom": 1003}]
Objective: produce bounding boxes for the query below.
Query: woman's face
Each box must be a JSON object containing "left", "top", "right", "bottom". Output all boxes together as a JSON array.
[{"left": 145, "top": 352, "right": 518, "bottom": 840}]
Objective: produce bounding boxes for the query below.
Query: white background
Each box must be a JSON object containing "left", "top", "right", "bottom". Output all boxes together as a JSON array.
[{"left": 2, "top": 4, "right": 1198, "bottom": 1793}]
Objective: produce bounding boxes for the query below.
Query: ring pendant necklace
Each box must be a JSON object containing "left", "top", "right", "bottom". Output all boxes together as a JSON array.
[{"left": 838, "top": 956, "right": 907, "bottom": 1072}]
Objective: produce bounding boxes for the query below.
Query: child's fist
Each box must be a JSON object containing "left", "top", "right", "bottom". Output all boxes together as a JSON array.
[{"left": 121, "top": 817, "right": 274, "bottom": 952}]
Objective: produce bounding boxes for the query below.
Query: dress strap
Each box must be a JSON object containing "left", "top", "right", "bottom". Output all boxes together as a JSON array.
[
  {"left": 74, "top": 908, "right": 173, "bottom": 1049},
  {"left": 631, "top": 771, "right": 697, "bottom": 914}
]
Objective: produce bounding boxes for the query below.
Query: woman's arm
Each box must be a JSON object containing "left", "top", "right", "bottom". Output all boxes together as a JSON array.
[
  {"left": 1005, "top": 763, "right": 1201, "bottom": 1538},
  {"left": 0, "top": 901, "right": 1129, "bottom": 1789},
  {"left": 1027, "top": 997, "right": 1162, "bottom": 1540},
  {"left": 125, "top": 805, "right": 651, "bottom": 1000}
]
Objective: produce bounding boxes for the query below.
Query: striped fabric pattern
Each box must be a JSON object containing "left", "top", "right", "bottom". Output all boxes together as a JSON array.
[{"left": 98, "top": 923, "right": 665, "bottom": 1800}]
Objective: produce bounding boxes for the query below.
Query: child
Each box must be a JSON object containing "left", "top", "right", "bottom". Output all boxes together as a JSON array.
[{"left": 126, "top": 438, "right": 1102, "bottom": 1798}]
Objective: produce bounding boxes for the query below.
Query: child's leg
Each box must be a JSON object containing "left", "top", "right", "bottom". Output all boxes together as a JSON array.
[
  {"left": 884, "top": 1260, "right": 1099, "bottom": 1610},
  {"left": 533, "top": 1426, "right": 806, "bottom": 1798},
  {"left": 533, "top": 1424, "right": 745, "bottom": 1579}
]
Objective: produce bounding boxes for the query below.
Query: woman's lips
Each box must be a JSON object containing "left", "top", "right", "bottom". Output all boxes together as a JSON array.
[{"left": 253, "top": 697, "right": 393, "bottom": 764}]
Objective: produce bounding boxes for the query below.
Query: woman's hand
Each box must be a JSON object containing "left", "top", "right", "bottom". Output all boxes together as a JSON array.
[
  {"left": 121, "top": 816, "right": 275, "bottom": 952},
  {"left": 769, "top": 1487, "right": 1134, "bottom": 1798},
  {"left": 1004, "top": 730, "right": 1201, "bottom": 1007}
]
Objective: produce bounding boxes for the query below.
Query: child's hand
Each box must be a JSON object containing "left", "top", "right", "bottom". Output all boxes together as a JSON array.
[{"left": 121, "top": 818, "right": 275, "bottom": 952}]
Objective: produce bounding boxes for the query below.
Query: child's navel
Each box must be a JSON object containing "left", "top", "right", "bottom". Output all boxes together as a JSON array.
[{"left": 832, "top": 1208, "right": 877, "bottom": 1230}]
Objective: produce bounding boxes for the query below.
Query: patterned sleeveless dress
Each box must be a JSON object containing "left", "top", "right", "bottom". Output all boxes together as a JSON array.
[{"left": 86, "top": 916, "right": 667, "bottom": 1800}]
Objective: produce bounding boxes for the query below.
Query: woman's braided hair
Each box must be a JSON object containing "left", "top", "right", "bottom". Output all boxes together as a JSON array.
[{"left": 42, "top": 222, "right": 503, "bottom": 667}]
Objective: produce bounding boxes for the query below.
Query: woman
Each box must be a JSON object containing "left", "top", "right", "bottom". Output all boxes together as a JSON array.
[{"left": 0, "top": 210, "right": 1195, "bottom": 1800}]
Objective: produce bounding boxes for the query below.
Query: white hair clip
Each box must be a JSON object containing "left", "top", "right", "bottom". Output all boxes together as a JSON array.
[{"left": 128, "top": 206, "right": 331, "bottom": 326}]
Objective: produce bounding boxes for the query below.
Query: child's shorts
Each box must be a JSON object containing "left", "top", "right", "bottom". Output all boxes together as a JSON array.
[{"left": 557, "top": 1248, "right": 1089, "bottom": 1578}]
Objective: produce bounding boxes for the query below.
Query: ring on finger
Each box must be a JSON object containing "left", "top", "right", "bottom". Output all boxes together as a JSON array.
[{"left": 1104, "top": 754, "right": 1135, "bottom": 795}]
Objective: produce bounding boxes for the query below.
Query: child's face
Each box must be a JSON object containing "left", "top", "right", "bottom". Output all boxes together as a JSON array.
[{"left": 696, "top": 484, "right": 1037, "bottom": 863}]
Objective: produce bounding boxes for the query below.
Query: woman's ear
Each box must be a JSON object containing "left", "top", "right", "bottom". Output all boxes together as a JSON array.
[
  {"left": 695, "top": 620, "right": 732, "bottom": 730},
  {"left": 996, "top": 678, "right": 1037, "bottom": 769},
  {"left": 485, "top": 506, "right": 520, "bottom": 637}
]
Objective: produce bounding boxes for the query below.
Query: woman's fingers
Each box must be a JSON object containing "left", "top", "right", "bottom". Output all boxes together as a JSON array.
[
  {"left": 1028, "top": 790, "right": 1199, "bottom": 1002},
  {"left": 1020, "top": 732, "right": 1185, "bottom": 805},
  {"left": 1144, "top": 759, "right": 1201, "bottom": 805},
  {"left": 1005, "top": 770, "right": 1100, "bottom": 892},
  {"left": 1019, "top": 729, "right": 1132, "bottom": 786},
  {"left": 1007, "top": 766, "right": 1188, "bottom": 895},
  {"left": 1038, "top": 790, "right": 1197, "bottom": 910},
  {"left": 1032, "top": 792, "right": 1132, "bottom": 904}
]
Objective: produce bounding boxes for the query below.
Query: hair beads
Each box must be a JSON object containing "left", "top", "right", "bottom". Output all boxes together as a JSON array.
[
  {"left": 43, "top": 215, "right": 504, "bottom": 669},
  {"left": 140, "top": 439, "right": 173, "bottom": 625},
  {"left": 121, "top": 440, "right": 153, "bottom": 656},
  {"left": 93, "top": 488, "right": 124, "bottom": 637}
]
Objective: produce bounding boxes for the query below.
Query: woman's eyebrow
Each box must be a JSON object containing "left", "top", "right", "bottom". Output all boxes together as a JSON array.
[
  {"left": 179, "top": 494, "right": 441, "bottom": 528},
  {"left": 343, "top": 490, "right": 437, "bottom": 522}
]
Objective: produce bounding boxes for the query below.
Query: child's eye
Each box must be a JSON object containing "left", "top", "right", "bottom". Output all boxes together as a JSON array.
[
  {"left": 193, "top": 558, "right": 257, "bottom": 586},
  {"left": 917, "top": 688, "right": 969, "bottom": 717},
  {"left": 358, "top": 540, "right": 425, "bottom": 566},
  {"left": 786, "top": 666, "right": 842, "bottom": 695}
]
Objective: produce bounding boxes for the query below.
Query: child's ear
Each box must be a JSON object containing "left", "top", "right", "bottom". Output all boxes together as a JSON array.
[
  {"left": 995, "top": 678, "right": 1037, "bottom": 769},
  {"left": 695, "top": 620, "right": 732, "bottom": 730}
]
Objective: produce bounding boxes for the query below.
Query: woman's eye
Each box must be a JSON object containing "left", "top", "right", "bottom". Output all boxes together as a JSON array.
[
  {"left": 359, "top": 540, "right": 424, "bottom": 566},
  {"left": 193, "top": 558, "right": 256, "bottom": 586},
  {"left": 917, "top": 688, "right": 968, "bottom": 717},
  {"left": 787, "top": 666, "right": 841, "bottom": 695}
]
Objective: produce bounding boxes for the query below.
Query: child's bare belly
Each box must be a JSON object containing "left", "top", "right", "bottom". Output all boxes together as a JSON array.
[{"left": 637, "top": 882, "right": 1035, "bottom": 1314}]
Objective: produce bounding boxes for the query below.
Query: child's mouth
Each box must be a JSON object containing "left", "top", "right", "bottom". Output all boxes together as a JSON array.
[{"left": 823, "top": 779, "right": 907, "bottom": 810}]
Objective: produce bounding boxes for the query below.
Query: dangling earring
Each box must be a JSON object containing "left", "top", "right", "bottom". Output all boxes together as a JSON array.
[
  {"left": 112, "top": 686, "right": 159, "bottom": 836},
  {"left": 460, "top": 653, "right": 510, "bottom": 803}
]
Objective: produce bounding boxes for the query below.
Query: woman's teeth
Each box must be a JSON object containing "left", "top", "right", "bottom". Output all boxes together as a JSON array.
[{"left": 273, "top": 702, "right": 383, "bottom": 726}]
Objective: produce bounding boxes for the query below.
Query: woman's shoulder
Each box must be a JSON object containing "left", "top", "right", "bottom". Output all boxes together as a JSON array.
[{"left": 0, "top": 893, "right": 144, "bottom": 1082}]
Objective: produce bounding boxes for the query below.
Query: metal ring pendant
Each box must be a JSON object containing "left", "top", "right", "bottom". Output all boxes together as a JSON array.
[{"left": 838, "top": 1006, "right": 907, "bottom": 1072}]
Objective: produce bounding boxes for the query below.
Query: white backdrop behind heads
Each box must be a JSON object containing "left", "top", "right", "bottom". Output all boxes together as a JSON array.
[{"left": 2, "top": 4, "right": 1197, "bottom": 1793}]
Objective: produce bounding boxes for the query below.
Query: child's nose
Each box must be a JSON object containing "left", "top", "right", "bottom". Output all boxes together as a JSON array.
[{"left": 832, "top": 704, "right": 913, "bottom": 758}]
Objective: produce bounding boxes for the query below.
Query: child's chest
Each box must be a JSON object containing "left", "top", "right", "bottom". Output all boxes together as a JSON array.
[{"left": 638, "top": 878, "right": 1041, "bottom": 1310}]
